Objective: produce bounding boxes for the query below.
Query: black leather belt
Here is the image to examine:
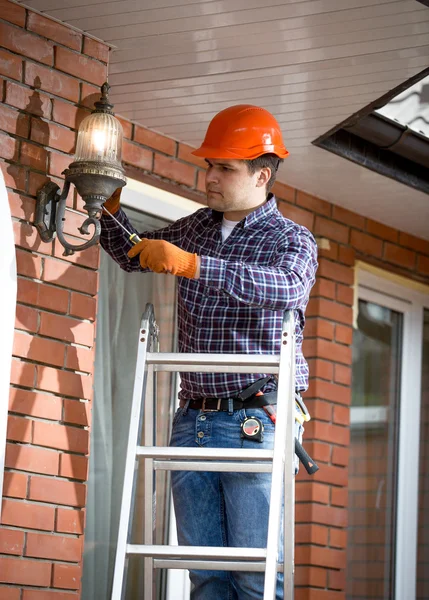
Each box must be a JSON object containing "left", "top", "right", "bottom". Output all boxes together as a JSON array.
[{"left": 180, "top": 392, "right": 277, "bottom": 412}]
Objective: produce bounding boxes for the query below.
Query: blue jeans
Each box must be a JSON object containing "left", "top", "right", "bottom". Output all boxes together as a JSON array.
[{"left": 170, "top": 406, "right": 284, "bottom": 600}]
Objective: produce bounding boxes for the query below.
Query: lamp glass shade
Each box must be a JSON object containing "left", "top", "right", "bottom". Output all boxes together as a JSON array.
[{"left": 74, "top": 112, "right": 123, "bottom": 166}]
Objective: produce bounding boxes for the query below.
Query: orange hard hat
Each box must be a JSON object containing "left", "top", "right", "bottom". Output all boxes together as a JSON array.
[{"left": 192, "top": 104, "right": 289, "bottom": 160}]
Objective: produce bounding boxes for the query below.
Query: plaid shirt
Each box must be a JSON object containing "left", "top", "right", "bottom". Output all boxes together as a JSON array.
[{"left": 100, "top": 195, "right": 318, "bottom": 398}]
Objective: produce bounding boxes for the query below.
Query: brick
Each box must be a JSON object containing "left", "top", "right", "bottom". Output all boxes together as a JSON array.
[
  {"left": 399, "top": 231, "right": 429, "bottom": 255},
  {"left": 307, "top": 298, "right": 353, "bottom": 326},
  {"left": 55, "top": 46, "right": 106, "bottom": 86},
  {"left": 366, "top": 219, "right": 398, "bottom": 242},
  {"left": 154, "top": 153, "right": 196, "bottom": 187},
  {"left": 0, "top": 556, "right": 51, "bottom": 586},
  {"left": 295, "top": 566, "right": 327, "bottom": 588},
  {"left": 26, "top": 532, "right": 82, "bottom": 563},
  {"left": 22, "top": 590, "right": 77, "bottom": 600},
  {"left": 13, "top": 219, "right": 51, "bottom": 253},
  {"left": 177, "top": 142, "right": 206, "bottom": 168},
  {"left": 0, "top": 0, "right": 26, "bottom": 26},
  {"left": 33, "top": 421, "right": 89, "bottom": 454},
  {"left": 316, "top": 238, "right": 338, "bottom": 261},
  {"left": 39, "top": 312, "right": 94, "bottom": 346},
  {"left": 295, "top": 589, "right": 344, "bottom": 600},
  {"left": 15, "top": 248, "right": 42, "bottom": 278},
  {"left": 295, "top": 524, "right": 329, "bottom": 546},
  {"left": 48, "top": 149, "right": 72, "bottom": 178},
  {"left": 36, "top": 365, "right": 93, "bottom": 400},
  {"left": 296, "top": 545, "right": 346, "bottom": 571},
  {"left": 0, "top": 528, "right": 24, "bottom": 556},
  {"left": 7, "top": 414, "right": 32, "bottom": 443},
  {"left": 117, "top": 115, "right": 132, "bottom": 139},
  {"left": 334, "top": 365, "right": 352, "bottom": 387},
  {"left": 134, "top": 125, "right": 176, "bottom": 155},
  {"left": 307, "top": 358, "right": 334, "bottom": 381},
  {"left": 314, "top": 216, "right": 349, "bottom": 244},
  {"left": 27, "top": 12, "right": 82, "bottom": 51},
  {"left": 56, "top": 508, "right": 85, "bottom": 534},
  {"left": 2, "top": 161, "right": 26, "bottom": 192},
  {"left": 8, "top": 191, "right": 35, "bottom": 220},
  {"left": 10, "top": 357, "right": 36, "bottom": 387},
  {"left": 0, "top": 132, "right": 17, "bottom": 159},
  {"left": 417, "top": 254, "right": 429, "bottom": 277},
  {"left": 5, "top": 443, "right": 59, "bottom": 476},
  {"left": 63, "top": 399, "right": 91, "bottom": 427},
  {"left": 329, "top": 528, "right": 347, "bottom": 549},
  {"left": 26, "top": 171, "right": 51, "bottom": 198},
  {"left": 196, "top": 169, "right": 206, "bottom": 193},
  {"left": 9, "top": 387, "right": 62, "bottom": 420},
  {"left": 17, "top": 279, "right": 69, "bottom": 313},
  {"left": 20, "top": 140, "right": 48, "bottom": 171},
  {"left": 304, "top": 317, "right": 334, "bottom": 340},
  {"left": 70, "top": 292, "right": 96, "bottom": 320},
  {"left": 5, "top": 81, "right": 51, "bottom": 118},
  {"left": 0, "top": 22, "right": 53, "bottom": 65},
  {"left": 336, "top": 283, "right": 354, "bottom": 306},
  {"left": 328, "top": 568, "right": 346, "bottom": 590},
  {"left": 317, "top": 258, "right": 353, "bottom": 285},
  {"left": 305, "top": 420, "right": 350, "bottom": 448},
  {"left": 295, "top": 481, "right": 330, "bottom": 504},
  {"left": 350, "top": 229, "right": 383, "bottom": 258},
  {"left": 42, "top": 257, "right": 98, "bottom": 294},
  {"left": 332, "top": 446, "right": 349, "bottom": 467},
  {"left": 80, "top": 82, "right": 101, "bottom": 109},
  {"left": 0, "top": 586, "right": 21, "bottom": 600},
  {"left": 335, "top": 324, "right": 353, "bottom": 345},
  {"left": 53, "top": 236, "right": 100, "bottom": 270},
  {"left": 15, "top": 303, "right": 39, "bottom": 333},
  {"left": 303, "top": 399, "right": 332, "bottom": 422},
  {"left": 0, "top": 103, "right": 29, "bottom": 137},
  {"left": 303, "top": 463, "right": 348, "bottom": 487},
  {"left": 65, "top": 345, "right": 95, "bottom": 374},
  {"left": 272, "top": 181, "right": 296, "bottom": 203},
  {"left": 338, "top": 245, "right": 355, "bottom": 266},
  {"left": 2, "top": 472, "right": 28, "bottom": 499},
  {"left": 384, "top": 242, "right": 416, "bottom": 269},
  {"left": 29, "top": 476, "right": 86, "bottom": 507},
  {"left": 61, "top": 207, "right": 88, "bottom": 238},
  {"left": 83, "top": 36, "right": 109, "bottom": 63},
  {"left": 122, "top": 140, "right": 152, "bottom": 170},
  {"left": 1, "top": 498, "right": 55, "bottom": 531},
  {"left": 31, "top": 118, "right": 75, "bottom": 153},
  {"left": 25, "top": 62, "right": 79, "bottom": 103},
  {"left": 311, "top": 277, "right": 336, "bottom": 300},
  {"left": 52, "top": 99, "right": 90, "bottom": 130},
  {"left": 297, "top": 504, "right": 347, "bottom": 528},
  {"left": 52, "top": 562, "right": 81, "bottom": 590},
  {"left": 278, "top": 201, "right": 314, "bottom": 231},
  {"left": 307, "top": 379, "right": 351, "bottom": 405},
  {"left": 296, "top": 190, "right": 331, "bottom": 217},
  {"left": 59, "top": 453, "right": 88, "bottom": 480},
  {"left": 304, "top": 441, "right": 331, "bottom": 463},
  {"left": 332, "top": 205, "right": 365, "bottom": 229}
]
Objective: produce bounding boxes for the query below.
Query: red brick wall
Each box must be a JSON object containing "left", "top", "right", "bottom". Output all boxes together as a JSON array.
[{"left": 2, "top": 1, "right": 429, "bottom": 598}]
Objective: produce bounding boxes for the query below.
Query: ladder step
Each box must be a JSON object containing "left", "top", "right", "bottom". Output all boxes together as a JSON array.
[
  {"left": 147, "top": 353, "right": 279, "bottom": 373},
  {"left": 154, "top": 460, "right": 272, "bottom": 473},
  {"left": 126, "top": 544, "right": 266, "bottom": 561},
  {"left": 136, "top": 447, "right": 274, "bottom": 461},
  {"left": 153, "top": 559, "right": 284, "bottom": 572}
]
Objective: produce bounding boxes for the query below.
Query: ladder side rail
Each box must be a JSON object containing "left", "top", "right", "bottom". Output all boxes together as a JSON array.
[
  {"left": 144, "top": 363, "right": 156, "bottom": 600},
  {"left": 283, "top": 317, "right": 297, "bottom": 600},
  {"left": 111, "top": 311, "right": 154, "bottom": 600},
  {"left": 263, "top": 309, "right": 295, "bottom": 600}
]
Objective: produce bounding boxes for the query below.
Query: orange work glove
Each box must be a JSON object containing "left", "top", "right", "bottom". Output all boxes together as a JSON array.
[
  {"left": 127, "top": 239, "right": 198, "bottom": 279},
  {"left": 103, "top": 187, "right": 122, "bottom": 215}
]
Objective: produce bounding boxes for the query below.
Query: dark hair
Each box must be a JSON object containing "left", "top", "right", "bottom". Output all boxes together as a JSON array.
[{"left": 245, "top": 153, "right": 284, "bottom": 193}]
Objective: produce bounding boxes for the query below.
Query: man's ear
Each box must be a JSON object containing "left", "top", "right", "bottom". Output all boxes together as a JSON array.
[{"left": 255, "top": 167, "right": 271, "bottom": 188}]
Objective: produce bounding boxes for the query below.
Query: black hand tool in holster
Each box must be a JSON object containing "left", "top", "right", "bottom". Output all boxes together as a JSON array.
[{"left": 237, "top": 377, "right": 319, "bottom": 475}]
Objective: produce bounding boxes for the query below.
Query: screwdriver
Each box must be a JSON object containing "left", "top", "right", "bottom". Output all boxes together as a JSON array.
[{"left": 102, "top": 205, "right": 142, "bottom": 245}]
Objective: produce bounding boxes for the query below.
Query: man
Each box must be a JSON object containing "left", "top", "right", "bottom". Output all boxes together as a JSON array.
[{"left": 100, "top": 104, "right": 318, "bottom": 599}]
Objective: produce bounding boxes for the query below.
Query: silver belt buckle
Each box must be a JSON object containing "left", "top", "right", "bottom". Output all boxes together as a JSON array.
[{"left": 201, "top": 398, "right": 222, "bottom": 412}]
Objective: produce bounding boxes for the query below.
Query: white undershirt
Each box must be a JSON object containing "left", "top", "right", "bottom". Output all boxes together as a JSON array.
[{"left": 221, "top": 217, "right": 239, "bottom": 241}]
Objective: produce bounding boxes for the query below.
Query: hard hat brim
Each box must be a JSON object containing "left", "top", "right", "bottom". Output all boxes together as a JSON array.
[{"left": 191, "top": 145, "right": 289, "bottom": 160}]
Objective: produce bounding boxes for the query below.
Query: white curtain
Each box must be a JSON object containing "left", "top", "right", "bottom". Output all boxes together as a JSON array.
[{"left": 82, "top": 209, "right": 176, "bottom": 599}]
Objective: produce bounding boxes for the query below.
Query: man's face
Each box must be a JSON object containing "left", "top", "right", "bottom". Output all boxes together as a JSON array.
[{"left": 204, "top": 159, "right": 264, "bottom": 214}]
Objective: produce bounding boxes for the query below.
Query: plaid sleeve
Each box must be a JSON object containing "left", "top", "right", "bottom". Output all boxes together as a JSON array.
[
  {"left": 198, "top": 227, "right": 318, "bottom": 311},
  {"left": 100, "top": 208, "right": 196, "bottom": 272}
]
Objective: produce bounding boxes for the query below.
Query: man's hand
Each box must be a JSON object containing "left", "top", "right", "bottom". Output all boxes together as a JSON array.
[
  {"left": 127, "top": 239, "right": 199, "bottom": 279},
  {"left": 103, "top": 187, "right": 122, "bottom": 215}
]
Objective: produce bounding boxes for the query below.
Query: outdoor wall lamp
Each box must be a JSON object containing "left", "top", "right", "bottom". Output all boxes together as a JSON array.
[{"left": 35, "top": 82, "right": 126, "bottom": 255}]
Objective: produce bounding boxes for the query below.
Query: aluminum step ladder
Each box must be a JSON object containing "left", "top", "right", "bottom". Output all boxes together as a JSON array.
[{"left": 111, "top": 303, "right": 297, "bottom": 600}]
